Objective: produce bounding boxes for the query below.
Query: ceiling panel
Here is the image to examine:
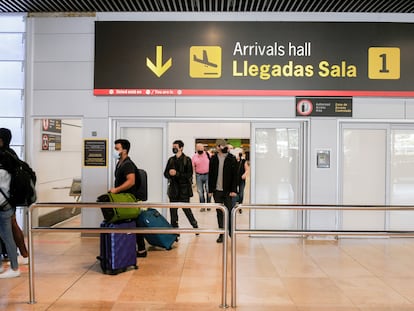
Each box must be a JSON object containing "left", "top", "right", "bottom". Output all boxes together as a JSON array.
[{"left": 0, "top": 0, "right": 414, "bottom": 13}]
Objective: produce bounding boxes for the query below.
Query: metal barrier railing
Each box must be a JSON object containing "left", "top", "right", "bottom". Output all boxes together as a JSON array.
[
  {"left": 230, "top": 204, "right": 414, "bottom": 308},
  {"left": 27, "top": 202, "right": 229, "bottom": 308}
]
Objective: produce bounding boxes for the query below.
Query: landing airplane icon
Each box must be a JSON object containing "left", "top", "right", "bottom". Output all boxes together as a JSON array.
[{"left": 193, "top": 50, "right": 218, "bottom": 68}]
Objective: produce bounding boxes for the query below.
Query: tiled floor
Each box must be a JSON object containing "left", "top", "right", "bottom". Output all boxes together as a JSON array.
[{"left": 1, "top": 208, "right": 414, "bottom": 310}]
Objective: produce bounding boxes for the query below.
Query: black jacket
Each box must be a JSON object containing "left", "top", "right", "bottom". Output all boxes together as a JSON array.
[
  {"left": 208, "top": 153, "right": 238, "bottom": 194},
  {"left": 164, "top": 154, "right": 193, "bottom": 200}
]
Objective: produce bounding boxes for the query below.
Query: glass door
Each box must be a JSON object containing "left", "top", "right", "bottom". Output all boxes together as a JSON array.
[
  {"left": 340, "top": 125, "right": 387, "bottom": 230},
  {"left": 251, "top": 122, "right": 307, "bottom": 230},
  {"left": 389, "top": 126, "right": 414, "bottom": 230}
]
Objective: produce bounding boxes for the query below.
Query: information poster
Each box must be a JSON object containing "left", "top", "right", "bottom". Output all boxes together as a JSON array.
[{"left": 84, "top": 139, "right": 107, "bottom": 167}]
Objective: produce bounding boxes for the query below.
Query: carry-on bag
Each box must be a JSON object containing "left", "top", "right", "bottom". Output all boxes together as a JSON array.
[
  {"left": 97, "top": 220, "right": 137, "bottom": 275},
  {"left": 97, "top": 192, "right": 140, "bottom": 223},
  {"left": 136, "top": 208, "right": 177, "bottom": 250}
]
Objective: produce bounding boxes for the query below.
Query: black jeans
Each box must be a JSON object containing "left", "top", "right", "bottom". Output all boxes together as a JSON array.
[
  {"left": 135, "top": 218, "right": 146, "bottom": 251},
  {"left": 213, "top": 190, "right": 233, "bottom": 236},
  {"left": 136, "top": 234, "right": 146, "bottom": 251},
  {"left": 169, "top": 198, "right": 198, "bottom": 228}
]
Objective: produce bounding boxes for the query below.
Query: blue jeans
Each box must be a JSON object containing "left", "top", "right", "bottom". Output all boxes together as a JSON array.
[
  {"left": 196, "top": 173, "right": 211, "bottom": 203},
  {"left": 0, "top": 206, "right": 18, "bottom": 270}
]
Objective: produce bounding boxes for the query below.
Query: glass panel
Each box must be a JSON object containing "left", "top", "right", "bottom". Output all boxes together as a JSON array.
[
  {"left": 0, "top": 117, "right": 23, "bottom": 148},
  {"left": 121, "top": 127, "right": 164, "bottom": 202},
  {"left": 342, "top": 128, "right": 386, "bottom": 230},
  {"left": 0, "top": 34, "right": 24, "bottom": 60},
  {"left": 0, "top": 15, "right": 26, "bottom": 157},
  {"left": 254, "top": 127, "right": 301, "bottom": 230},
  {"left": 0, "top": 14, "right": 25, "bottom": 32},
  {"left": 0, "top": 90, "right": 23, "bottom": 116},
  {"left": 0, "top": 61, "right": 24, "bottom": 88},
  {"left": 389, "top": 129, "right": 414, "bottom": 230}
]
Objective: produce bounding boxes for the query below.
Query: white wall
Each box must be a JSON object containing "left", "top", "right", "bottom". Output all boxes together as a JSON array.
[{"left": 25, "top": 13, "right": 414, "bottom": 228}]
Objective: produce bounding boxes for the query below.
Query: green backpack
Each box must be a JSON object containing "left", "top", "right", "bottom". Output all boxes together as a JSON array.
[{"left": 97, "top": 192, "right": 140, "bottom": 223}]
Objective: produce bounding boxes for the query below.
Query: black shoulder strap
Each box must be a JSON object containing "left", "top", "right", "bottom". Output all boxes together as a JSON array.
[{"left": 0, "top": 187, "right": 10, "bottom": 203}]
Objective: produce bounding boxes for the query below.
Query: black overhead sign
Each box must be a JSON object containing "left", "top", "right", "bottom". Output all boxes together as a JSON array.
[{"left": 94, "top": 21, "right": 414, "bottom": 97}]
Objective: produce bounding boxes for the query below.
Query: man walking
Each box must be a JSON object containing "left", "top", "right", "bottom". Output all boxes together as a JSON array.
[
  {"left": 164, "top": 140, "right": 198, "bottom": 237},
  {"left": 208, "top": 139, "right": 238, "bottom": 243},
  {"left": 192, "top": 143, "right": 211, "bottom": 211}
]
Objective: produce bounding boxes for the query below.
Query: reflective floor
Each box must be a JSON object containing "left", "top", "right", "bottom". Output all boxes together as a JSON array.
[{"left": 1, "top": 208, "right": 414, "bottom": 310}]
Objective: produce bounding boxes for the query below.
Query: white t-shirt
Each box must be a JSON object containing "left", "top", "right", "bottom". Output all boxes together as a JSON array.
[{"left": 0, "top": 168, "right": 11, "bottom": 206}]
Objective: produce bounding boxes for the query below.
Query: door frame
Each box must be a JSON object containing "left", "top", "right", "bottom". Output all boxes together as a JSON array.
[
  {"left": 112, "top": 118, "right": 168, "bottom": 201},
  {"left": 250, "top": 120, "right": 309, "bottom": 230}
]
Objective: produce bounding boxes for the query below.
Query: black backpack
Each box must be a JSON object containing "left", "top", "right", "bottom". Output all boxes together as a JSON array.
[
  {"left": 135, "top": 168, "right": 148, "bottom": 201},
  {"left": 0, "top": 151, "right": 37, "bottom": 207}
]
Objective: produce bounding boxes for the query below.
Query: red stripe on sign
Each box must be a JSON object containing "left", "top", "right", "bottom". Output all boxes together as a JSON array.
[{"left": 94, "top": 89, "right": 414, "bottom": 97}]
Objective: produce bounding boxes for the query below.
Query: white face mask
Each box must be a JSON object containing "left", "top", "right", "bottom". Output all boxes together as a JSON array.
[{"left": 113, "top": 150, "right": 121, "bottom": 159}]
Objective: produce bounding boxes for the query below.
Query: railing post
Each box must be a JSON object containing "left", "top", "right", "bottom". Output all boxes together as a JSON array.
[
  {"left": 28, "top": 205, "right": 35, "bottom": 304},
  {"left": 220, "top": 204, "right": 229, "bottom": 309},
  {"left": 231, "top": 204, "right": 239, "bottom": 308}
]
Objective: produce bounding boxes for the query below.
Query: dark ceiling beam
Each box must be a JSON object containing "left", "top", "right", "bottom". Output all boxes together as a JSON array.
[
  {"left": 2, "top": 0, "right": 26, "bottom": 12},
  {"left": 1, "top": 0, "right": 414, "bottom": 13}
]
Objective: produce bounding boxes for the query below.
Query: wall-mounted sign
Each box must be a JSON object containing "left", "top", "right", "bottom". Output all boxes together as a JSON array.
[
  {"left": 83, "top": 139, "right": 107, "bottom": 167},
  {"left": 42, "top": 134, "right": 62, "bottom": 151},
  {"left": 94, "top": 21, "right": 414, "bottom": 97},
  {"left": 296, "top": 97, "right": 352, "bottom": 117},
  {"left": 42, "top": 119, "right": 62, "bottom": 151},
  {"left": 42, "top": 119, "right": 62, "bottom": 133}
]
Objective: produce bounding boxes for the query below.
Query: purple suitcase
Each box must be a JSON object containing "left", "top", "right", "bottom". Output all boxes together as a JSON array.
[{"left": 97, "top": 220, "right": 137, "bottom": 275}]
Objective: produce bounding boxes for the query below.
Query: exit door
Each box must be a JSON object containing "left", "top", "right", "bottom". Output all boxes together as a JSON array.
[{"left": 114, "top": 120, "right": 167, "bottom": 202}]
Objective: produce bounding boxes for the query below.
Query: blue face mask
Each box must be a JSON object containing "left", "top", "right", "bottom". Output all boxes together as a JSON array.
[{"left": 113, "top": 150, "right": 121, "bottom": 159}]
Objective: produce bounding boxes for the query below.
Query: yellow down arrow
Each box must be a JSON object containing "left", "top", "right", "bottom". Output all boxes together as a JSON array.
[{"left": 146, "top": 46, "right": 172, "bottom": 78}]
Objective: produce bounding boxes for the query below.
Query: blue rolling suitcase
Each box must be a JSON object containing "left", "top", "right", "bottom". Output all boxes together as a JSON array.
[
  {"left": 137, "top": 208, "right": 177, "bottom": 250},
  {"left": 97, "top": 220, "right": 137, "bottom": 275}
]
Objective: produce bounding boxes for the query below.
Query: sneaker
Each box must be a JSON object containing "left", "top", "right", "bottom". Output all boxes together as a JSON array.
[
  {"left": 136, "top": 250, "right": 147, "bottom": 258},
  {"left": 207, "top": 208, "right": 211, "bottom": 211},
  {"left": 200, "top": 208, "right": 206, "bottom": 212},
  {"left": 216, "top": 234, "right": 223, "bottom": 243},
  {"left": 238, "top": 209, "right": 243, "bottom": 214},
  {"left": 0, "top": 268, "right": 20, "bottom": 279},
  {"left": 19, "top": 257, "right": 29, "bottom": 265}
]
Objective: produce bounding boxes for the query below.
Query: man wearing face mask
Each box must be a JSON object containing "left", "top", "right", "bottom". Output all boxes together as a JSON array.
[
  {"left": 164, "top": 140, "right": 198, "bottom": 238},
  {"left": 208, "top": 139, "right": 238, "bottom": 243},
  {"left": 192, "top": 143, "right": 211, "bottom": 212},
  {"left": 110, "top": 139, "right": 147, "bottom": 258}
]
